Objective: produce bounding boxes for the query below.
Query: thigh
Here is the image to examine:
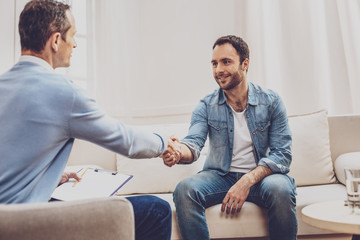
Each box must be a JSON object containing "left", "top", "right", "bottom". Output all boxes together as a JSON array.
[
  {"left": 247, "top": 174, "right": 297, "bottom": 208},
  {"left": 175, "top": 171, "right": 236, "bottom": 208}
]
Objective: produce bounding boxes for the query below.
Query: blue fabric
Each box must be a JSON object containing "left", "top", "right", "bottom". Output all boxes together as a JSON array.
[
  {"left": 175, "top": 83, "right": 297, "bottom": 239},
  {"left": 174, "top": 171, "right": 297, "bottom": 240},
  {"left": 181, "top": 82, "right": 292, "bottom": 175},
  {"left": 0, "top": 61, "right": 166, "bottom": 203},
  {"left": 126, "top": 195, "right": 172, "bottom": 240}
]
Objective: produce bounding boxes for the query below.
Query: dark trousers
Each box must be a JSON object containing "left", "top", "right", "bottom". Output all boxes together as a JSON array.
[{"left": 126, "top": 195, "right": 172, "bottom": 240}]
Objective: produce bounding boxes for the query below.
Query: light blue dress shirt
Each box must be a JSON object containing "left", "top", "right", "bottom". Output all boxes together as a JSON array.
[{"left": 0, "top": 56, "right": 166, "bottom": 203}]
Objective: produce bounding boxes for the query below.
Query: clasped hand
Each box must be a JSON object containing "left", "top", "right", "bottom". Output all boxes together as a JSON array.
[{"left": 161, "top": 137, "right": 182, "bottom": 167}]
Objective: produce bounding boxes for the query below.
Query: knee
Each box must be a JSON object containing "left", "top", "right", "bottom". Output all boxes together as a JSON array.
[
  {"left": 173, "top": 178, "right": 201, "bottom": 205},
  {"left": 128, "top": 195, "right": 171, "bottom": 219},
  {"left": 174, "top": 178, "right": 193, "bottom": 197},
  {"left": 149, "top": 196, "right": 171, "bottom": 218},
  {"left": 263, "top": 175, "right": 296, "bottom": 207}
]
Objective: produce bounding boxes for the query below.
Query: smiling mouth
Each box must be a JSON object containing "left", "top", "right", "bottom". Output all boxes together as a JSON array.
[{"left": 217, "top": 75, "right": 231, "bottom": 82}]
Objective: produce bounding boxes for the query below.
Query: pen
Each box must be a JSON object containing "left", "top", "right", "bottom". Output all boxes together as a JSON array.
[{"left": 73, "top": 167, "right": 88, "bottom": 187}]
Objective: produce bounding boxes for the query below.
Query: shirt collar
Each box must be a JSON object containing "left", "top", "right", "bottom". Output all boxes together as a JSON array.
[
  {"left": 247, "top": 82, "right": 258, "bottom": 105},
  {"left": 19, "top": 55, "right": 54, "bottom": 72}
]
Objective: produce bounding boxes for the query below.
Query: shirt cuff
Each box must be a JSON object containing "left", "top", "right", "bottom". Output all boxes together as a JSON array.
[
  {"left": 258, "top": 158, "right": 290, "bottom": 174},
  {"left": 153, "top": 133, "right": 167, "bottom": 155}
]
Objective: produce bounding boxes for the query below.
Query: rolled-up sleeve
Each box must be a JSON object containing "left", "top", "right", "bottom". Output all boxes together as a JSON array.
[
  {"left": 181, "top": 100, "right": 209, "bottom": 163},
  {"left": 257, "top": 96, "right": 292, "bottom": 174}
]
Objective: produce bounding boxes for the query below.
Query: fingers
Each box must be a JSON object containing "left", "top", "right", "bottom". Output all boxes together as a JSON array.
[
  {"left": 67, "top": 172, "right": 81, "bottom": 181},
  {"left": 163, "top": 153, "right": 177, "bottom": 167},
  {"left": 170, "top": 136, "right": 180, "bottom": 142},
  {"left": 161, "top": 137, "right": 183, "bottom": 167},
  {"left": 59, "top": 172, "right": 81, "bottom": 185},
  {"left": 222, "top": 194, "right": 243, "bottom": 215}
]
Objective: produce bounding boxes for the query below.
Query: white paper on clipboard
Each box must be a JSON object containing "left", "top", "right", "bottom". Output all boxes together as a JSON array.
[{"left": 51, "top": 167, "right": 133, "bottom": 201}]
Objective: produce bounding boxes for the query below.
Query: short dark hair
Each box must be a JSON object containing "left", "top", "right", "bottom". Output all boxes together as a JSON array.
[
  {"left": 19, "top": 0, "right": 71, "bottom": 53},
  {"left": 213, "top": 35, "right": 249, "bottom": 64}
]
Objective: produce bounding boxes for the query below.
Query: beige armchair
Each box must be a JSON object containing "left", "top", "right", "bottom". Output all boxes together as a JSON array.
[{"left": 0, "top": 197, "right": 134, "bottom": 240}]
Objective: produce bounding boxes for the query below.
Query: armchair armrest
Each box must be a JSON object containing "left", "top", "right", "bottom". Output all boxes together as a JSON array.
[
  {"left": 0, "top": 197, "right": 134, "bottom": 240},
  {"left": 334, "top": 152, "right": 360, "bottom": 185}
]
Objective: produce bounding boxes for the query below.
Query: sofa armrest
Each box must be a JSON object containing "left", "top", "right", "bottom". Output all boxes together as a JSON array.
[
  {"left": 334, "top": 152, "right": 360, "bottom": 185},
  {"left": 0, "top": 197, "right": 134, "bottom": 240}
]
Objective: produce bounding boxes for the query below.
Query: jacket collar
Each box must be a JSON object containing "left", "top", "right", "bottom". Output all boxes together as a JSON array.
[{"left": 218, "top": 82, "right": 258, "bottom": 106}]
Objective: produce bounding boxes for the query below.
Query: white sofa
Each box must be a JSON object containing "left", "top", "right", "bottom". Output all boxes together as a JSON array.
[{"left": 68, "top": 110, "right": 360, "bottom": 240}]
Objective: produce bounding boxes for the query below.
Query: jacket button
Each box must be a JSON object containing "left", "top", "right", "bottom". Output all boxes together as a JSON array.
[{"left": 230, "top": 129, "right": 233, "bottom": 132}]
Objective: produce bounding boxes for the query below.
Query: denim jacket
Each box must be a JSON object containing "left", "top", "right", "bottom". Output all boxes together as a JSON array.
[{"left": 181, "top": 82, "right": 292, "bottom": 175}]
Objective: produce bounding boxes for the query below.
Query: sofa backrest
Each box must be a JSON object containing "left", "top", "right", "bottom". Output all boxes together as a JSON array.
[
  {"left": 68, "top": 111, "right": 360, "bottom": 193},
  {"left": 328, "top": 113, "right": 360, "bottom": 161}
]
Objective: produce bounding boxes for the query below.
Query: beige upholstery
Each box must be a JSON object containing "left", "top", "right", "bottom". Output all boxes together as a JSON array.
[
  {"left": 0, "top": 197, "right": 134, "bottom": 240},
  {"left": 64, "top": 113, "right": 360, "bottom": 240}
]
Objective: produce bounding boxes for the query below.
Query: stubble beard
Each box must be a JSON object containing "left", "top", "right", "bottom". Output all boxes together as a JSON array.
[{"left": 216, "top": 72, "right": 243, "bottom": 91}]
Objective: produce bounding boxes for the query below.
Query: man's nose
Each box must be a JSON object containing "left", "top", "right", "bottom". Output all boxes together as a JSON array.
[{"left": 215, "top": 64, "right": 224, "bottom": 73}]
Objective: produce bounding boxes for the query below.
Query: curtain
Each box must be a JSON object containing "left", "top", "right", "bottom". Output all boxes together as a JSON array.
[
  {"left": 93, "top": 0, "right": 360, "bottom": 120},
  {"left": 239, "top": 0, "right": 360, "bottom": 115}
]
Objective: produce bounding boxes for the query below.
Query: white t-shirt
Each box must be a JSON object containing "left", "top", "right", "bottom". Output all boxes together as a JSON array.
[{"left": 229, "top": 107, "right": 257, "bottom": 173}]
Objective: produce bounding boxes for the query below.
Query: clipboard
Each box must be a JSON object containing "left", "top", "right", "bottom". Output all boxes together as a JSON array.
[{"left": 51, "top": 167, "right": 133, "bottom": 201}]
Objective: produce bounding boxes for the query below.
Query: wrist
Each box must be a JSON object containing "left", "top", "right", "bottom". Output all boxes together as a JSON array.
[{"left": 242, "top": 173, "right": 256, "bottom": 187}]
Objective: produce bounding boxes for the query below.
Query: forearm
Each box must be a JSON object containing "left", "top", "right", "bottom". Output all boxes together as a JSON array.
[
  {"left": 179, "top": 143, "right": 194, "bottom": 163},
  {"left": 242, "top": 166, "right": 272, "bottom": 187}
]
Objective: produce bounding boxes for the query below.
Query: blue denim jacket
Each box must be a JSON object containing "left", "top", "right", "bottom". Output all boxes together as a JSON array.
[{"left": 182, "top": 82, "right": 292, "bottom": 175}]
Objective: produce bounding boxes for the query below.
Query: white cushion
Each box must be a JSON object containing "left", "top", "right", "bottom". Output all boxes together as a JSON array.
[
  {"left": 116, "top": 155, "right": 205, "bottom": 195},
  {"left": 116, "top": 123, "right": 206, "bottom": 195},
  {"left": 288, "top": 110, "right": 336, "bottom": 186},
  {"left": 334, "top": 152, "right": 360, "bottom": 185}
]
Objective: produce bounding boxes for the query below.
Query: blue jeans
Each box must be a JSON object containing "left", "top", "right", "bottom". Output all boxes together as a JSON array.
[
  {"left": 126, "top": 195, "right": 172, "bottom": 240},
  {"left": 173, "top": 171, "right": 297, "bottom": 240}
]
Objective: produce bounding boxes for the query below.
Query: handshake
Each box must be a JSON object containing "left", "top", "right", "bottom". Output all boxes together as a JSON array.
[{"left": 161, "top": 137, "right": 184, "bottom": 167}]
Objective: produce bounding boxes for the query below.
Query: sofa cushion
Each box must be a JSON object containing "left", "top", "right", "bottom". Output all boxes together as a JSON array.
[
  {"left": 116, "top": 155, "right": 205, "bottom": 195},
  {"left": 288, "top": 110, "right": 336, "bottom": 186},
  {"left": 116, "top": 123, "right": 206, "bottom": 195},
  {"left": 334, "top": 152, "right": 360, "bottom": 185}
]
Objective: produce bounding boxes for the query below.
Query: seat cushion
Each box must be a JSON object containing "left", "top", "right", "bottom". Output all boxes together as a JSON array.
[{"left": 127, "top": 184, "right": 347, "bottom": 239}]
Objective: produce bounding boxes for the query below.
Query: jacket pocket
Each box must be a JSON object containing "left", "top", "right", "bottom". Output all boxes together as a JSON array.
[{"left": 208, "top": 120, "right": 228, "bottom": 148}]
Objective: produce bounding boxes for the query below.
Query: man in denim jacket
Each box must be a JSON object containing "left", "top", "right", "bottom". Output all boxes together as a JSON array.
[{"left": 162, "top": 35, "right": 297, "bottom": 240}]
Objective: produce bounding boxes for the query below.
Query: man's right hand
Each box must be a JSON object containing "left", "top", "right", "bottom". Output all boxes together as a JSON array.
[{"left": 161, "top": 137, "right": 182, "bottom": 167}]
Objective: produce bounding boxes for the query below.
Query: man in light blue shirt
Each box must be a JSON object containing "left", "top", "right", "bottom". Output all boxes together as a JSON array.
[
  {"left": 162, "top": 35, "right": 297, "bottom": 240},
  {"left": 0, "top": 1, "right": 175, "bottom": 239}
]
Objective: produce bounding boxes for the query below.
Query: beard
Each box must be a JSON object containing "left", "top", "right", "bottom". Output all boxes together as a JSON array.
[{"left": 216, "top": 71, "right": 243, "bottom": 91}]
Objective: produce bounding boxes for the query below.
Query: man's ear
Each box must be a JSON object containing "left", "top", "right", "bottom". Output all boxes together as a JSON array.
[
  {"left": 50, "top": 32, "right": 61, "bottom": 52},
  {"left": 242, "top": 58, "right": 249, "bottom": 71}
]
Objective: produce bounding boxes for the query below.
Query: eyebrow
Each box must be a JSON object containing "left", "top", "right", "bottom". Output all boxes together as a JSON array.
[{"left": 211, "top": 58, "right": 233, "bottom": 63}]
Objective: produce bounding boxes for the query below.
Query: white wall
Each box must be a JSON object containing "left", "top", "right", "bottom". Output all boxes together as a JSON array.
[
  {"left": 94, "top": 0, "right": 240, "bottom": 124},
  {"left": 2, "top": 0, "right": 359, "bottom": 126},
  {"left": 0, "top": 0, "right": 15, "bottom": 74}
]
